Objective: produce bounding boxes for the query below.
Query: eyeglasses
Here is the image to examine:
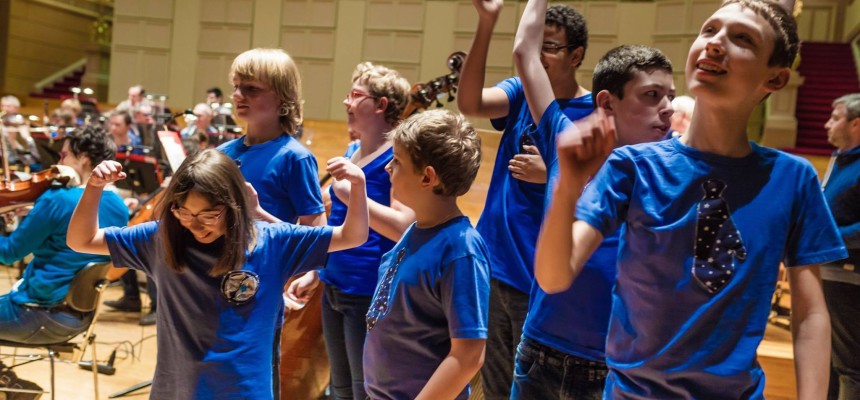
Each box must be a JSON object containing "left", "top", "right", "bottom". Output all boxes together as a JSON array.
[
  {"left": 366, "top": 248, "right": 406, "bottom": 331},
  {"left": 170, "top": 205, "right": 226, "bottom": 225},
  {"left": 345, "top": 90, "right": 377, "bottom": 105},
  {"left": 221, "top": 270, "right": 259, "bottom": 305},
  {"left": 541, "top": 43, "right": 576, "bottom": 55}
]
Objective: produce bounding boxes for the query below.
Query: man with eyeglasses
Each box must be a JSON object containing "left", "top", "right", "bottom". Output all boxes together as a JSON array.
[
  {"left": 457, "top": 1, "right": 594, "bottom": 398},
  {"left": 821, "top": 93, "right": 860, "bottom": 400}
]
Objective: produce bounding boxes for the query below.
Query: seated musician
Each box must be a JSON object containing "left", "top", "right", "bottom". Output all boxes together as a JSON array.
[
  {"left": 1, "top": 95, "right": 41, "bottom": 171},
  {"left": 108, "top": 111, "right": 142, "bottom": 148},
  {"left": 0, "top": 124, "right": 129, "bottom": 345}
]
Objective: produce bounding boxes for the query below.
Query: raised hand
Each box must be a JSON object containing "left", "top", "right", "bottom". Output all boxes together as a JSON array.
[
  {"left": 89, "top": 160, "right": 127, "bottom": 188},
  {"left": 557, "top": 108, "right": 617, "bottom": 181},
  {"left": 509, "top": 145, "right": 547, "bottom": 183},
  {"left": 286, "top": 271, "right": 320, "bottom": 305},
  {"left": 326, "top": 157, "right": 366, "bottom": 186},
  {"left": 473, "top": 0, "right": 503, "bottom": 20}
]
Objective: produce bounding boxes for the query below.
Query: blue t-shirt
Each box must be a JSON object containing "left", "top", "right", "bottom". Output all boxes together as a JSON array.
[
  {"left": 319, "top": 145, "right": 396, "bottom": 296},
  {"left": 577, "top": 138, "right": 847, "bottom": 399},
  {"left": 218, "top": 134, "right": 324, "bottom": 223},
  {"left": 104, "top": 221, "right": 333, "bottom": 400},
  {"left": 476, "top": 77, "right": 593, "bottom": 293},
  {"left": 2, "top": 187, "right": 128, "bottom": 306},
  {"left": 363, "top": 216, "right": 490, "bottom": 400}
]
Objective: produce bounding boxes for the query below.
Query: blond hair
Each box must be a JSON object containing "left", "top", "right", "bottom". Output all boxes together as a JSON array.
[
  {"left": 388, "top": 109, "right": 481, "bottom": 197},
  {"left": 352, "top": 62, "right": 411, "bottom": 126},
  {"left": 230, "top": 48, "right": 303, "bottom": 134}
]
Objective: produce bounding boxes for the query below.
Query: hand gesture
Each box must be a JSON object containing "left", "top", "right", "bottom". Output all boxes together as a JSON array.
[
  {"left": 286, "top": 271, "right": 320, "bottom": 306},
  {"left": 89, "top": 160, "right": 127, "bottom": 188},
  {"left": 473, "top": 0, "right": 504, "bottom": 20},
  {"left": 557, "top": 108, "right": 616, "bottom": 180},
  {"left": 326, "top": 157, "right": 365, "bottom": 186},
  {"left": 509, "top": 145, "right": 547, "bottom": 183},
  {"left": 243, "top": 182, "right": 263, "bottom": 214}
]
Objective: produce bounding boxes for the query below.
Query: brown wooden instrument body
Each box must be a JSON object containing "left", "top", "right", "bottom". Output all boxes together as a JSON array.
[{"left": 0, "top": 166, "right": 71, "bottom": 210}]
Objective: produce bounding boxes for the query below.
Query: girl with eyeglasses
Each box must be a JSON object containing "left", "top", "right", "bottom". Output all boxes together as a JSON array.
[
  {"left": 67, "top": 149, "right": 369, "bottom": 399},
  {"left": 288, "top": 62, "right": 416, "bottom": 400}
]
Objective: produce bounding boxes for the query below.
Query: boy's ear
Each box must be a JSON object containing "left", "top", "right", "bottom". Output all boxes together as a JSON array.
[
  {"left": 422, "top": 165, "right": 439, "bottom": 190},
  {"left": 595, "top": 90, "right": 616, "bottom": 116},
  {"left": 569, "top": 47, "right": 584, "bottom": 68},
  {"left": 764, "top": 68, "right": 790, "bottom": 92}
]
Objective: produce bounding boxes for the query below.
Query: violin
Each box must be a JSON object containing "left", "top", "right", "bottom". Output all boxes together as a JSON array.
[{"left": 0, "top": 166, "right": 76, "bottom": 213}]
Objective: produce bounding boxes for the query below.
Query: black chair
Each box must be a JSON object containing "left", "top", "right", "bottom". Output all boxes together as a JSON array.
[{"left": 0, "top": 261, "right": 113, "bottom": 400}]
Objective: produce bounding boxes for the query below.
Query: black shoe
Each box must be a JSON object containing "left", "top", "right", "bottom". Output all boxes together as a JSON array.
[
  {"left": 104, "top": 297, "right": 142, "bottom": 312},
  {"left": 139, "top": 311, "right": 156, "bottom": 326}
]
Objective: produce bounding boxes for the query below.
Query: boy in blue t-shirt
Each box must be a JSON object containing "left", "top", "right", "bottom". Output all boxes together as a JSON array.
[
  {"left": 362, "top": 109, "right": 490, "bottom": 400},
  {"left": 512, "top": 1, "right": 675, "bottom": 393},
  {"left": 457, "top": 1, "right": 593, "bottom": 396},
  {"left": 536, "top": 0, "right": 847, "bottom": 398}
]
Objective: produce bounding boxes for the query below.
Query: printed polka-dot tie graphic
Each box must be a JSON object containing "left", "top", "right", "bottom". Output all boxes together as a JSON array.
[{"left": 693, "top": 179, "right": 747, "bottom": 294}]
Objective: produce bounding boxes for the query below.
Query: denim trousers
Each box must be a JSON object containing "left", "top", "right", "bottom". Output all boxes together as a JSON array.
[
  {"left": 511, "top": 337, "right": 608, "bottom": 400},
  {"left": 481, "top": 279, "right": 530, "bottom": 400},
  {"left": 824, "top": 280, "right": 860, "bottom": 400},
  {"left": 321, "top": 285, "right": 372, "bottom": 400},
  {"left": 0, "top": 294, "right": 91, "bottom": 345}
]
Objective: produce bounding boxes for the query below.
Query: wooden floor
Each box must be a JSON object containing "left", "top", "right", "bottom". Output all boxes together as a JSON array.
[{"left": 0, "top": 119, "right": 798, "bottom": 399}]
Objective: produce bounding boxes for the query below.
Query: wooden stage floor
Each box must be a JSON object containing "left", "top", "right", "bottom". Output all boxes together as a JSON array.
[{"left": 0, "top": 119, "right": 798, "bottom": 399}]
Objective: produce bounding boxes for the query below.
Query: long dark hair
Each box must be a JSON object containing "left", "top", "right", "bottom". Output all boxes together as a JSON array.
[{"left": 157, "top": 149, "right": 256, "bottom": 276}]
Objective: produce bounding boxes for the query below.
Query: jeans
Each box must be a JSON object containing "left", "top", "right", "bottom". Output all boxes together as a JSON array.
[
  {"left": 0, "top": 294, "right": 91, "bottom": 345},
  {"left": 321, "top": 285, "right": 372, "bottom": 400},
  {"left": 824, "top": 280, "right": 860, "bottom": 400},
  {"left": 511, "top": 337, "right": 607, "bottom": 400},
  {"left": 481, "top": 279, "right": 529, "bottom": 400}
]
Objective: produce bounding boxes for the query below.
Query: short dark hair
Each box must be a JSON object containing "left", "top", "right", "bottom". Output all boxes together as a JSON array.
[
  {"left": 546, "top": 4, "right": 588, "bottom": 68},
  {"left": 110, "top": 111, "right": 132, "bottom": 127},
  {"left": 207, "top": 87, "right": 223, "bottom": 99},
  {"left": 65, "top": 124, "right": 117, "bottom": 166},
  {"left": 592, "top": 45, "right": 673, "bottom": 104},
  {"left": 721, "top": 0, "right": 798, "bottom": 68}
]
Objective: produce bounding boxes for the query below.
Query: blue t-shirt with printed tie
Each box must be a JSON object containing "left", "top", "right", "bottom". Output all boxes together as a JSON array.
[
  {"left": 576, "top": 137, "right": 847, "bottom": 399},
  {"left": 363, "top": 216, "right": 490, "bottom": 400},
  {"left": 476, "top": 77, "right": 593, "bottom": 293}
]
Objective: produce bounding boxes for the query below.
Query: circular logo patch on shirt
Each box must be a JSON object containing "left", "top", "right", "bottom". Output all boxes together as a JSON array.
[{"left": 220, "top": 270, "right": 260, "bottom": 305}]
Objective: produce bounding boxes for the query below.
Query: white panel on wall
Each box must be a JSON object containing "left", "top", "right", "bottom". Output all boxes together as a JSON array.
[
  {"left": 195, "top": 55, "right": 236, "bottom": 104},
  {"left": 582, "top": 37, "right": 616, "bottom": 72},
  {"left": 655, "top": 1, "right": 687, "bottom": 35},
  {"left": 201, "top": 0, "right": 253, "bottom": 24},
  {"left": 452, "top": 33, "right": 513, "bottom": 69},
  {"left": 282, "top": 29, "right": 336, "bottom": 59},
  {"left": 366, "top": 0, "right": 424, "bottom": 31},
  {"left": 363, "top": 31, "right": 423, "bottom": 64},
  {"left": 811, "top": 7, "right": 834, "bottom": 41},
  {"left": 653, "top": 36, "right": 690, "bottom": 73},
  {"left": 282, "top": 0, "right": 336, "bottom": 27},
  {"left": 297, "top": 60, "right": 335, "bottom": 119},
  {"left": 112, "top": 19, "right": 172, "bottom": 50},
  {"left": 198, "top": 25, "right": 253, "bottom": 54},
  {"left": 586, "top": 3, "right": 619, "bottom": 36},
  {"left": 689, "top": 0, "right": 719, "bottom": 33},
  {"left": 141, "top": 51, "right": 171, "bottom": 94}
]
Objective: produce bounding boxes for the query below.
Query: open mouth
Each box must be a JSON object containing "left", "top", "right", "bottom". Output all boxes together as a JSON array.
[{"left": 696, "top": 62, "right": 726, "bottom": 74}]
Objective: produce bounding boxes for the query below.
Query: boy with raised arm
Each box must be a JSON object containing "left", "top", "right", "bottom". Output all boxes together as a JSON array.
[
  {"left": 536, "top": 0, "right": 845, "bottom": 398},
  {"left": 457, "top": 1, "right": 593, "bottom": 396}
]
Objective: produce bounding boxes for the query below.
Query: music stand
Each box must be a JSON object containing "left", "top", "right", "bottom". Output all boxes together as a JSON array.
[{"left": 114, "top": 150, "right": 163, "bottom": 196}]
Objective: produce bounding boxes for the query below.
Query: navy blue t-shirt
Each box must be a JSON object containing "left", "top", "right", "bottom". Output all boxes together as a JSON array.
[
  {"left": 578, "top": 138, "right": 847, "bottom": 399},
  {"left": 476, "top": 77, "right": 593, "bottom": 293},
  {"left": 363, "top": 216, "right": 490, "bottom": 400},
  {"left": 319, "top": 145, "right": 396, "bottom": 296},
  {"left": 218, "top": 134, "right": 324, "bottom": 223},
  {"left": 105, "top": 221, "right": 332, "bottom": 399}
]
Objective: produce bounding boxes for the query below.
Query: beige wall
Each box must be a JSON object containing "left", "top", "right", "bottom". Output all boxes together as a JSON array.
[
  {"left": 845, "top": 0, "right": 860, "bottom": 41},
  {"left": 2, "top": 0, "right": 99, "bottom": 100},
  {"left": 106, "top": 0, "right": 856, "bottom": 123}
]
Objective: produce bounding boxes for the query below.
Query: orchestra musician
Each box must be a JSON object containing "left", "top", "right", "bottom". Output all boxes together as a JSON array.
[
  {"left": 0, "top": 125, "right": 128, "bottom": 347},
  {"left": 108, "top": 111, "right": 142, "bottom": 148},
  {"left": 1, "top": 95, "right": 42, "bottom": 171}
]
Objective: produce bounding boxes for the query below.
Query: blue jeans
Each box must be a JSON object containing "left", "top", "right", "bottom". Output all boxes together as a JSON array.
[
  {"left": 321, "top": 285, "right": 372, "bottom": 400},
  {"left": 481, "top": 279, "right": 530, "bottom": 400},
  {"left": 0, "top": 294, "right": 91, "bottom": 345},
  {"left": 824, "top": 280, "right": 860, "bottom": 400},
  {"left": 511, "top": 337, "right": 607, "bottom": 400}
]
